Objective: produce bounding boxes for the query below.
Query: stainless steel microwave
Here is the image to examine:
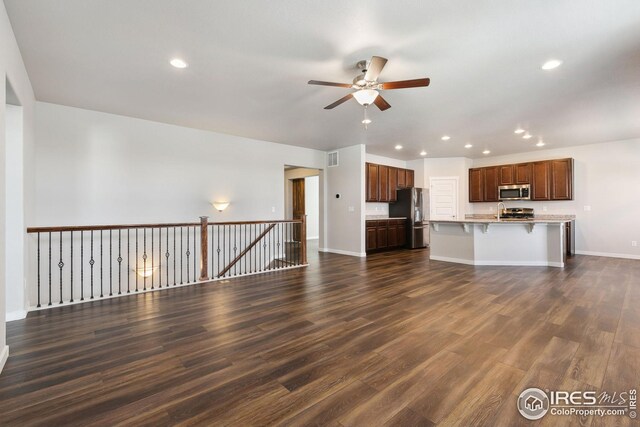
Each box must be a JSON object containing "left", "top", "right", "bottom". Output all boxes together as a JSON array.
[{"left": 498, "top": 184, "right": 530, "bottom": 201}]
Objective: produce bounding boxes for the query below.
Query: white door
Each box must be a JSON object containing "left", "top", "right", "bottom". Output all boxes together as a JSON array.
[{"left": 430, "top": 177, "right": 459, "bottom": 220}]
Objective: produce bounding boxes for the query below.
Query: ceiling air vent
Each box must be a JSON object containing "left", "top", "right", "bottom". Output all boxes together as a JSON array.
[{"left": 327, "top": 151, "right": 339, "bottom": 167}]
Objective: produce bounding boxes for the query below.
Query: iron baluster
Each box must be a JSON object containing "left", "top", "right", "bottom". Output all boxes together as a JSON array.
[
  {"left": 70, "top": 231, "right": 73, "bottom": 302},
  {"left": 59, "top": 231, "right": 64, "bottom": 303},
  {"left": 127, "top": 229, "right": 130, "bottom": 293},
  {"left": 158, "top": 227, "right": 162, "bottom": 288},
  {"left": 166, "top": 227, "right": 170, "bottom": 286},
  {"left": 48, "top": 232, "right": 52, "bottom": 306},
  {"left": 109, "top": 230, "right": 113, "bottom": 296},
  {"left": 80, "top": 231, "right": 84, "bottom": 301},
  {"left": 186, "top": 226, "right": 190, "bottom": 283},
  {"left": 193, "top": 226, "right": 196, "bottom": 282},
  {"left": 135, "top": 229, "right": 139, "bottom": 292},
  {"left": 90, "top": 230, "right": 94, "bottom": 299},
  {"left": 37, "top": 233, "right": 41, "bottom": 307},
  {"left": 151, "top": 227, "right": 154, "bottom": 289},
  {"left": 118, "top": 229, "right": 122, "bottom": 295},
  {"left": 100, "top": 230, "right": 104, "bottom": 298},
  {"left": 143, "top": 228, "right": 147, "bottom": 291},
  {"left": 180, "top": 227, "right": 184, "bottom": 284}
]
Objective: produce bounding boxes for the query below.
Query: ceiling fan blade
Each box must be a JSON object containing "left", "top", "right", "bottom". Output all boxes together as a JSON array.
[
  {"left": 364, "top": 56, "right": 388, "bottom": 81},
  {"left": 381, "top": 78, "right": 430, "bottom": 90},
  {"left": 373, "top": 95, "right": 391, "bottom": 111},
  {"left": 308, "top": 80, "right": 352, "bottom": 88},
  {"left": 324, "top": 93, "right": 354, "bottom": 109}
]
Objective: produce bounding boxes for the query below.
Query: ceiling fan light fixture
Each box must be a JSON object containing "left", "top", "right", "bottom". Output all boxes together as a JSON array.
[{"left": 353, "top": 89, "right": 379, "bottom": 106}]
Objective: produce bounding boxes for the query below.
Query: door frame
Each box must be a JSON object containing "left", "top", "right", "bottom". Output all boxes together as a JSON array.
[{"left": 429, "top": 176, "right": 460, "bottom": 221}]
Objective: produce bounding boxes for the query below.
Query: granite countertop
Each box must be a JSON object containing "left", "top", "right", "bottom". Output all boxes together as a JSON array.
[
  {"left": 365, "top": 216, "right": 407, "bottom": 220},
  {"left": 433, "top": 216, "right": 575, "bottom": 224}
]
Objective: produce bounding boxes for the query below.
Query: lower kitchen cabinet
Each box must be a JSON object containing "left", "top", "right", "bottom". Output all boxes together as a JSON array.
[{"left": 366, "top": 219, "right": 407, "bottom": 253}]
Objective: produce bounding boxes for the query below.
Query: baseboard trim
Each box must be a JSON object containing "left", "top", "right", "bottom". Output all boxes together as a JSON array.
[
  {"left": 0, "top": 345, "right": 8, "bottom": 375},
  {"left": 6, "top": 310, "right": 28, "bottom": 322},
  {"left": 430, "top": 255, "right": 564, "bottom": 268},
  {"left": 318, "top": 248, "right": 366, "bottom": 258},
  {"left": 575, "top": 250, "right": 640, "bottom": 260}
]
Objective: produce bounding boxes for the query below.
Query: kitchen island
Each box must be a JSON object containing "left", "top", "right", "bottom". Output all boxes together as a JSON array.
[{"left": 429, "top": 216, "right": 575, "bottom": 267}]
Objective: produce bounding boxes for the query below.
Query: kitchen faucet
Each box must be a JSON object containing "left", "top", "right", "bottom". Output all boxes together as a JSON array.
[{"left": 497, "top": 202, "right": 506, "bottom": 221}]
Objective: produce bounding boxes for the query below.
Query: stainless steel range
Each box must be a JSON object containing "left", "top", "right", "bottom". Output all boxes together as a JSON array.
[{"left": 499, "top": 207, "right": 534, "bottom": 219}]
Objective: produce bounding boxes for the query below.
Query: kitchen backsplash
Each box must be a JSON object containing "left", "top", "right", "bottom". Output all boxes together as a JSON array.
[{"left": 365, "top": 202, "right": 389, "bottom": 216}]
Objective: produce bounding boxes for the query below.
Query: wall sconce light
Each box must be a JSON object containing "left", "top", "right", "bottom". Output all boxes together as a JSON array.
[
  {"left": 212, "top": 201, "right": 230, "bottom": 212},
  {"left": 135, "top": 266, "right": 157, "bottom": 278}
]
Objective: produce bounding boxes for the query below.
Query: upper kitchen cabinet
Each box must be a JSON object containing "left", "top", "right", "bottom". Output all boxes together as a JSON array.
[
  {"left": 397, "top": 168, "right": 406, "bottom": 188},
  {"left": 550, "top": 158, "right": 573, "bottom": 200},
  {"left": 365, "top": 162, "right": 415, "bottom": 202},
  {"left": 388, "top": 167, "right": 398, "bottom": 202},
  {"left": 406, "top": 169, "right": 415, "bottom": 188},
  {"left": 499, "top": 165, "right": 515, "bottom": 185},
  {"left": 378, "top": 165, "right": 390, "bottom": 202},
  {"left": 515, "top": 163, "right": 532, "bottom": 184},
  {"left": 531, "top": 161, "right": 551, "bottom": 200},
  {"left": 484, "top": 166, "right": 500, "bottom": 202},
  {"left": 469, "top": 158, "right": 573, "bottom": 202},
  {"left": 469, "top": 168, "right": 485, "bottom": 202},
  {"left": 366, "top": 163, "right": 379, "bottom": 202}
]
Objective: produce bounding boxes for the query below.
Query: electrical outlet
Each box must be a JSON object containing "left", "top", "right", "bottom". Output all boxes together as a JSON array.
[
  {"left": 632, "top": 241, "right": 638, "bottom": 247},
  {"left": 271, "top": 206, "right": 276, "bottom": 213},
  {"left": 542, "top": 206, "right": 548, "bottom": 212},
  {"left": 584, "top": 206, "right": 591, "bottom": 211}
]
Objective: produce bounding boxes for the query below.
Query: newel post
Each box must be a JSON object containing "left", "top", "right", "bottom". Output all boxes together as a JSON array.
[
  {"left": 199, "top": 216, "right": 209, "bottom": 281},
  {"left": 301, "top": 215, "right": 307, "bottom": 265}
]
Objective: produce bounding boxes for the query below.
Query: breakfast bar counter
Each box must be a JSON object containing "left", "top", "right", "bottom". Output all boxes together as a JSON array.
[{"left": 429, "top": 216, "right": 575, "bottom": 268}]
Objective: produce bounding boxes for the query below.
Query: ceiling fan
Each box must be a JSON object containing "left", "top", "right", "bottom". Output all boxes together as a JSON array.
[{"left": 308, "top": 56, "right": 430, "bottom": 111}]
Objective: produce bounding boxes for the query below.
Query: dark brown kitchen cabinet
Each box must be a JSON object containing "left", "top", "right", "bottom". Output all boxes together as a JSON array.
[
  {"left": 366, "top": 163, "right": 378, "bottom": 202},
  {"left": 469, "top": 168, "right": 485, "bottom": 202},
  {"left": 469, "top": 158, "right": 573, "bottom": 202},
  {"left": 388, "top": 167, "right": 398, "bottom": 202},
  {"left": 366, "top": 219, "right": 407, "bottom": 253},
  {"left": 515, "top": 163, "right": 532, "bottom": 184},
  {"left": 406, "top": 170, "right": 414, "bottom": 188},
  {"left": 484, "top": 166, "right": 499, "bottom": 202},
  {"left": 397, "top": 168, "right": 406, "bottom": 188},
  {"left": 499, "top": 165, "right": 515, "bottom": 185},
  {"left": 366, "top": 226, "right": 377, "bottom": 251},
  {"left": 550, "top": 158, "right": 573, "bottom": 200},
  {"left": 532, "top": 161, "right": 551, "bottom": 200},
  {"left": 378, "top": 165, "right": 390, "bottom": 202},
  {"left": 375, "top": 224, "right": 388, "bottom": 249},
  {"left": 364, "top": 162, "right": 415, "bottom": 202}
]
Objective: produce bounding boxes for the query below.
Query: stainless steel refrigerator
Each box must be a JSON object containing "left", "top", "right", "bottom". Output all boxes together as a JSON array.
[{"left": 389, "top": 188, "right": 430, "bottom": 249}]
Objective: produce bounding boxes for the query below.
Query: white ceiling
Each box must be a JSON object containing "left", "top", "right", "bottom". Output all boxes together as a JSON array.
[{"left": 5, "top": 0, "right": 640, "bottom": 159}]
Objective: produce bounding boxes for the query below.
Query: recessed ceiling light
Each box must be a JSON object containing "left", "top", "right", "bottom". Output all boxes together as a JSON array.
[
  {"left": 522, "top": 133, "right": 533, "bottom": 139},
  {"left": 482, "top": 150, "right": 491, "bottom": 155},
  {"left": 170, "top": 58, "right": 188, "bottom": 69},
  {"left": 536, "top": 141, "right": 546, "bottom": 147},
  {"left": 514, "top": 128, "right": 525, "bottom": 134},
  {"left": 395, "top": 145, "right": 403, "bottom": 150},
  {"left": 541, "top": 59, "right": 562, "bottom": 70},
  {"left": 419, "top": 150, "right": 427, "bottom": 156},
  {"left": 464, "top": 144, "right": 473, "bottom": 149},
  {"left": 441, "top": 135, "right": 451, "bottom": 141},
  {"left": 362, "top": 118, "right": 371, "bottom": 124}
]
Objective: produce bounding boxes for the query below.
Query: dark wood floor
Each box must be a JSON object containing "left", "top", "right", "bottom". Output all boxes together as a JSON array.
[{"left": 1, "top": 244, "right": 639, "bottom": 426}]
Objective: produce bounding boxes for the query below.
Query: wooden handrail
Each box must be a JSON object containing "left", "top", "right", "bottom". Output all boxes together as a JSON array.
[
  {"left": 217, "top": 224, "right": 276, "bottom": 278},
  {"left": 26, "top": 219, "right": 302, "bottom": 234}
]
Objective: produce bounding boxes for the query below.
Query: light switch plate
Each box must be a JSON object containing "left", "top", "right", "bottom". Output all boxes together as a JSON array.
[
  {"left": 348, "top": 206, "right": 355, "bottom": 212},
  {"left": 584, "top": 206, "right": 591, "bottom": 211}
]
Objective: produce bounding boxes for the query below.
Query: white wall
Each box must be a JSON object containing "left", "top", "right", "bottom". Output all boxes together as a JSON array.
[
  {"left": 304, "top": 176, "right": 319, "bottom": 239},
  {"left": 324, "top": 144, "right": 365, "bottom": 256},
  {"left": 34, "top": 102, "right": 326, "bottom": 226},
  {"left": 417, "top": 157, "right": 473, "bottom": 219},
  {"left": 471, "top": 139, "right": 640, "bottom": 259},
  {"left": 0, "top": 1, "right": 36, "bottom": 373},
  {"left": 5, "top": 105, "right": 25, "bottom": 320}
]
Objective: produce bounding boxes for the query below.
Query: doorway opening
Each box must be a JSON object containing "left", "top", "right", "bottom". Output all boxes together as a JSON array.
[{"left": 284, "top": 166, "right": 320, "bottom": 259}]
